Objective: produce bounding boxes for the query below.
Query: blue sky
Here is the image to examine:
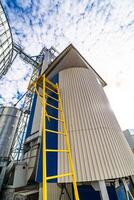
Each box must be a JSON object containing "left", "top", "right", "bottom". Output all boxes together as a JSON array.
[{"left": 0, "top": 0, "right": 134, "bottom": 130}]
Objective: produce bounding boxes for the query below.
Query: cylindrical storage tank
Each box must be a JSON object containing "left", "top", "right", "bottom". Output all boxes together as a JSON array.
[
  {"left": 58, "top": 67, "right": 134, "bottom": 182},
  {"left": 0, "top": 3, "right": 13, "bottom": 78},
  {"left": 0, "top": 107, "right": 21, "bottom": 160}
]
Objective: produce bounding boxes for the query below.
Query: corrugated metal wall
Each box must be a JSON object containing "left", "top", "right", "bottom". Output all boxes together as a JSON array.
[
  {"left": 0, "top": 107, "right": 21, "bottom": 158},
  {"left": 58, "top": 67, "right": 134, "bottom": 182},
  {"left": 48, "top": 183, "right": 73, "bottom": 199}
]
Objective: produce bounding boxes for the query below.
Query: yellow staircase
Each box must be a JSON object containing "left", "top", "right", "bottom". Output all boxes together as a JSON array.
[{"left": 28, "top": 74, "right": 80, "bottom": 200}]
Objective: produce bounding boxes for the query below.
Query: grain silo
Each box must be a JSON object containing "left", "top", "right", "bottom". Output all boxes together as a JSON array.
[
  {"left": 26, "top": 44, "right": 134, "bottom": 200},
  {"left": 2, "top": 44, "right": 134, "bottom": 200},
  {"left": 0, "top": 107, "right": 21, "bottom": 190}
]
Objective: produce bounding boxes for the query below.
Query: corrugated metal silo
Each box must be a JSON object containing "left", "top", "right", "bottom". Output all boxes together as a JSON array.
[
  {"left": 0, "top": 106, "right": 21, "bottom": 160},
  {"left": 58, "top": 67, "right": 134, "bottom": 182},
  {"left": 25, "top": 44, "right": 134, "bottom": 199},
  {"left": 44, "top": 44, "right": 134, "bottom": 183}
]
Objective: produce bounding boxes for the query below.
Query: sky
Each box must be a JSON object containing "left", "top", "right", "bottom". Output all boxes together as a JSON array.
[{"left": 0, "top": 0, "right": 134, "bottom": 130}]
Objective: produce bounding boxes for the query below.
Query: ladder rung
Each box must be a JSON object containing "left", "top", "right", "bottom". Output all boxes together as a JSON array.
[
  {"left": 46, "top": 114, "right": 64, "bottom": 122},
  {"left": 45, "top": 86, "right": 58, "bottom": 95},
  {"left": 45, "top": 129, "right": 65, "bottom": 135},
  {"left": 45, "top": 79, "right": 58, "bottom": 89},
  {"left": 46, "top": 173, "right": 72, "bottom": 180},
  {"left": 46, "top": 149, "right": 69, "bottom": 152},
  {"left": 46, "top": 103, "right": 62, "bottom": 111},
  {"left": 46, "top": 93, "right": 59, "bottom": 102}
]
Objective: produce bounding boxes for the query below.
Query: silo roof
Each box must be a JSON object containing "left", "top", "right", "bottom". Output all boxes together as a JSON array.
[{"left": 44, "top": 44, "right": 107, "bottom": 87}]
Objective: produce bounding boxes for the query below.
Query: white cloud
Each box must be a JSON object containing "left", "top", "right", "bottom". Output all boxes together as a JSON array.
[
  {"left": 1, "top": 0, "right": 134, "bottom": 129},
  {"left": 0, "top": 56, "right": 32, "bottom": 106},
  {"left": 16, "top": 0, "right": 32, "bottom": 9}
]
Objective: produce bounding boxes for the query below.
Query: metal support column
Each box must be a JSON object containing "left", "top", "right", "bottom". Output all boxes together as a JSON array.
[{"left": 99, "top": 180, "right": 110, "bottom": 200}]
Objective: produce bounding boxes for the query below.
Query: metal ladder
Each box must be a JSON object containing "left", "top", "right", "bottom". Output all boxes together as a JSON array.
[{"left": 29, "top": 74, "right": 79, "bottom": 200}]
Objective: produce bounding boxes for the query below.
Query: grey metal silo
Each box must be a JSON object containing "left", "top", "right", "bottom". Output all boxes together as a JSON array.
[
  {"left": 0, "top": 107, "right": 21, "bottom": 160},
  {"left": 0, "top": 106, "right": 21, "bottom": 189}
]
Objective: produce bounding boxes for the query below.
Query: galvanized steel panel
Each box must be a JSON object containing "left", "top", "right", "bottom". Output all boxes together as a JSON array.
[
  {"left": 0, "top": 107, "right": 21, "bottom": 158},
  {"left": 58, "top": 67, "right": 134, "bottom": 182},
  {"left": 48, "top": 183, "right": 73, "bottom": 199}
]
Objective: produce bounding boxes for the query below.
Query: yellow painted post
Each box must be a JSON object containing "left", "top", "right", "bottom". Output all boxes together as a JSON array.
[{"left": 42, "top": 75, "right": 47, "bottom": 200}]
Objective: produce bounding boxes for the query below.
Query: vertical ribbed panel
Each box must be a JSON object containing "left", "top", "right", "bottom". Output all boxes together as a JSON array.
[
  {"left": 48, "top": 183, "right": 61, "bottom": 199},
  {"left": 48, "top": 183, "right": 73, "bottom": 199},
  {"left": 0, "top": 107, "right": 21, "bottom": 158},
  {"left": 58, "top": 67, "right": 134, "bottom": 182}
]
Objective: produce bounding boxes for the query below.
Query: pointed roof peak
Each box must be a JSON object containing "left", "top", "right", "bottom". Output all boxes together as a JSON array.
[{"left": 45, "top": 44, "right": 107, "bottom": 87}]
